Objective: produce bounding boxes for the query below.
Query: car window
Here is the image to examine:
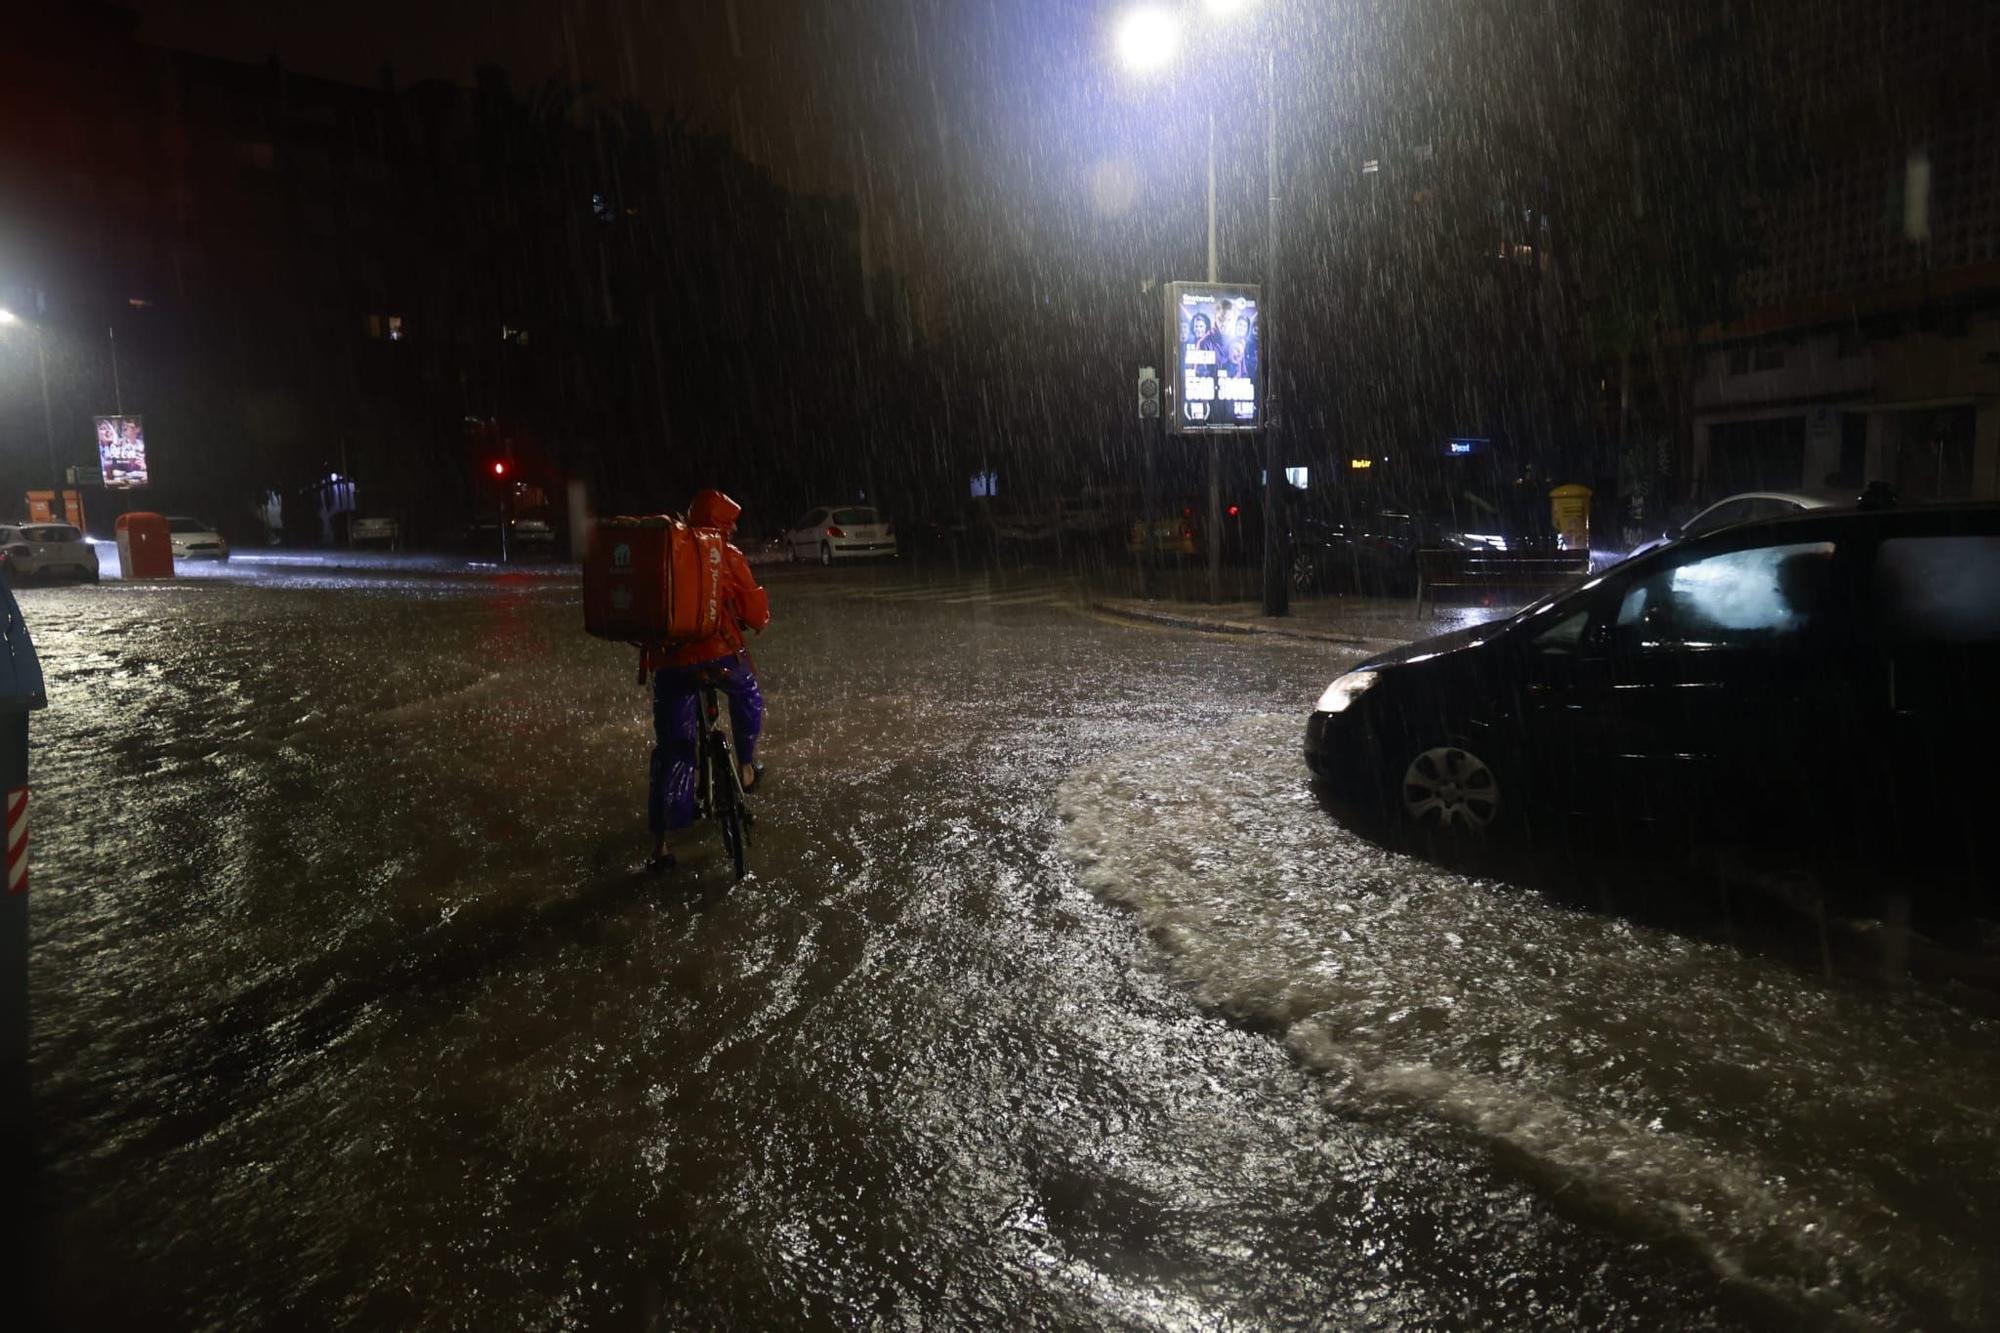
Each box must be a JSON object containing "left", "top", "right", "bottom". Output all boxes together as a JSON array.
[
  {"left": 1532, "top": 609, "right": 1591, "bottom": 654},
  {"left": 797, "top": 511, "right": 824, "bottom": 529},
  {"left": 1873, "top": 536, "right": 2000, "bottom": 643},
  {"left": 24, "top": 526, "right": 80, "bottom": 543},
  {"left": 1612, "top": 540, "right": 1837, "bottom": 652},
  {"left": 831, "top": 508, "right": 878, "bottom": 526}
]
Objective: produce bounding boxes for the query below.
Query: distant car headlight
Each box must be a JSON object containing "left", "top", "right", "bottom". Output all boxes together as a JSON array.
[{"left": 1315, "top": 670, "right": 1379, "bottom": 714}]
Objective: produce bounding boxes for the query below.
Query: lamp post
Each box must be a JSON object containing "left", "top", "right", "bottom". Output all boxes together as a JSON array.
[
  {"left": 0, "top": 310, "right": 58, "bottom": 493},
  {"left": 1117, "top": 1, "right": 1285, "bottom": 613}
]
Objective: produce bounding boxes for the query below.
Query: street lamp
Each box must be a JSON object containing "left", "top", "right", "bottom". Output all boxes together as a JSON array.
[
  {"left": 1115, "top": 1, "right": 1287, "bottom": 615},
  {"left": 1115, "top": 8, "right": 1183, "bottom": 73},
  {"left": 0, "top": 308, "right": 61, "bottom": 494}
]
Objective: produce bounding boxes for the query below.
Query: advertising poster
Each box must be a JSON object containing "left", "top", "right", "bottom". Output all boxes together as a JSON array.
[
  {"left": 1165, "top": 282, "right": 1261, "bottom": 433},
  {"left": 95, "top": 415, "right": 149, "bottom": 489}
]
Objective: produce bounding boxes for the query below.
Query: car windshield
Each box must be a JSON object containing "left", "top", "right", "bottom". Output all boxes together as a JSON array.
[
  {"left": 831, "top": 508, "right": 879, "bottom": 526},
  {"left": 166, "top": 518, "right": 211, "bottom": 534},
  {"left": 24, "top": 526, "right": 80, "bottom": 542}
]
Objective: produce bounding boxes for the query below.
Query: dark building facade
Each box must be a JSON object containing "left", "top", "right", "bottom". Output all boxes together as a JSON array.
[
  {"left": 1691, "top": 0, "right": 2000, "bottom": 503},
  {"left": 0, "top": 6, "right": 886, "bottom": 543}
]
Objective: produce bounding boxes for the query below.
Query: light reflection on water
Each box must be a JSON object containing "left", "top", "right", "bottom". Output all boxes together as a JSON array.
[
  {"left": 1061, "top": 713, "right": 2000, "bottom": 1329},
  {"left": 14, "top": 567, "right": 1972, "bottom": 1328}
]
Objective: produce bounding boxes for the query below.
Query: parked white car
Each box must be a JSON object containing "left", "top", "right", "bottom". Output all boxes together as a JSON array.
[
  {"left": 165, "top": 515, "right": 231, "bottom": 561},
  {"left": 0, "top": 523, "right": 99, "bottom": 582},
  {"left": 1624, "top": 491, "right": 1832, "bottom": 562},
  {"left": 783, "top": 506, "right": 898, "bottom": 564}
]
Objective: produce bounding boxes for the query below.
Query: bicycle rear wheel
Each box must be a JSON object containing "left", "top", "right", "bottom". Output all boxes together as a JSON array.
[
  {"left": 708, "top": 737, "right": 747, "bottom": 881},
  {"left": 719, "top": 803, "right": 746, "bottom": 881}
]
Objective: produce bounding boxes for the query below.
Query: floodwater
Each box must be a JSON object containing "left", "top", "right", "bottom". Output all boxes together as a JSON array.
[{"left": 14, "top": 557, "right": 1998, "bottom": 1329}]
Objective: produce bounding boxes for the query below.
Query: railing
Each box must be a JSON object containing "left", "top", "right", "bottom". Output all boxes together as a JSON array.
[{"left": 1414, "top": 548, "right": 1590, "bottom": 612}]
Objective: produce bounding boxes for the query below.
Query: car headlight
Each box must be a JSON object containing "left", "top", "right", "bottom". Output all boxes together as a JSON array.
[{"left": 1315, "top": 670, "right": 1379, "bottom": 714}]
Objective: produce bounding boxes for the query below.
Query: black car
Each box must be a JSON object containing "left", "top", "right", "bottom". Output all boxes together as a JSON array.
[
  {"left": 1290, "top": 502, "right": 1549, "bottom": 596},
  {"left": 1304, "top": 503, "right": 1999, "bottom": 884}
]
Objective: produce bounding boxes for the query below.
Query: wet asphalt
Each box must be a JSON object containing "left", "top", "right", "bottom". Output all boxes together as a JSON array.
[{"left": 7, "top": 554, "right": 1996, "bottom": 1330}]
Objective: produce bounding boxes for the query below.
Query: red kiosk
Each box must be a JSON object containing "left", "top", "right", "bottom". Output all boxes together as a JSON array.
[{"left": 114, "top": 513, "right": 175, "bottom": 580}]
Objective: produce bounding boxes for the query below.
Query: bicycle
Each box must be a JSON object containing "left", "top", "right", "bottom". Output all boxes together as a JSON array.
[{"left": 692, "top": 668, "right": 755, "bottom": 881}]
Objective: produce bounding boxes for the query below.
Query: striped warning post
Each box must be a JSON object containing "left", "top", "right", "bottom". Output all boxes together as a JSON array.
[{"left": 5, "top": 786, "right": 25, "bottom": 896}]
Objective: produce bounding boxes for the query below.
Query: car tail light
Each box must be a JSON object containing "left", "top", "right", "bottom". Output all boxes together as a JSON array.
[{"left": 826, "top": 525, "right": 846, "bottom": 538}]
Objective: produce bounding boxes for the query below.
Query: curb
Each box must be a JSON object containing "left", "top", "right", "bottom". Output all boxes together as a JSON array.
[{"left": 1088, "top": 600, "right": 1404, "bottom": 652}]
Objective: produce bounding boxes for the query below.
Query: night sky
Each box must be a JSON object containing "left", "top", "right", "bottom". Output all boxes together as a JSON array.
[{"left": 125, "top": 1, "right": 1262, "bottom": 308}]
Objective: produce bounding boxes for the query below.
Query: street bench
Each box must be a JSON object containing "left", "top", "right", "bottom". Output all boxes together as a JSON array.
[
  {"left": 349, "top": 517, "right": 401, "bottom": 549},
  {"left": 1414, "top": 548, "right": 1590, "bottom": 613}
]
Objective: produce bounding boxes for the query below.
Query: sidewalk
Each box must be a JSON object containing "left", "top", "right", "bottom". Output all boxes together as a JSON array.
[{"left": 1087, "top": 590, "right": 1517, "bottom": 653}]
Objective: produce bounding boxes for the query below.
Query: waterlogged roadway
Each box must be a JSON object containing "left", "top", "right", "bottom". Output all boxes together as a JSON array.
[{"left": 15, "top": 556, "right": 1999, "bottom": 1328}]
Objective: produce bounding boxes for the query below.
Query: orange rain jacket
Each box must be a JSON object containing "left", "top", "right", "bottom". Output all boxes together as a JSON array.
[{"left": 642, "top": 489, "right": 771, "bottom": 671}]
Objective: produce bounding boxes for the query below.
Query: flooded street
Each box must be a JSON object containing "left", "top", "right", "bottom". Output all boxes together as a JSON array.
[{"left": 15, "top": 558, "right": 1999, "bottom": 1329}]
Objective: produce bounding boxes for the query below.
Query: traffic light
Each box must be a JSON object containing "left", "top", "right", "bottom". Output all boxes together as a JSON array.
[{"left": 1136, "top": 366, "right": 1160, "bottom": 420}]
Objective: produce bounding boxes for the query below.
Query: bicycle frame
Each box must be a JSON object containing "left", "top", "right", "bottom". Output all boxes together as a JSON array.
[{"left": 693, "top": 677, "right": 752, "bottom": 879}]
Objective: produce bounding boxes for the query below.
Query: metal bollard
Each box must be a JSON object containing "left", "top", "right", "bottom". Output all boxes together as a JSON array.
[{"left": 0, "top": 570, "right": 47, "bottom": 1138}]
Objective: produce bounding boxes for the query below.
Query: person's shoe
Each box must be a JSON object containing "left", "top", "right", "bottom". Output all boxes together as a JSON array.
[
  {"left": 647, "top": 847, "right": 676, "bottom": 876},
  {"left": 740, "top": 761, "right": 764, "bottom": 792}
]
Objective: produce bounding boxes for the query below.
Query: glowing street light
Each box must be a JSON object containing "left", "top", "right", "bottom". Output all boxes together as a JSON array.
[
  {"left": 0, "top": 307, "right": 59, "bottom": 490},
  {"left": 1112, "top": 0, "right": 1287, "bottom": 615},
  {"left": 1115, "top": 6, "right": 1182, "bottom": 73}
]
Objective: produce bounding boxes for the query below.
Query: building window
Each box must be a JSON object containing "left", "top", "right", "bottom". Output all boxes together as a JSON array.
[
  {"left": 1361, "top": 159, "right": 1380, "bottom": 176},
  {"left": 1727, "top": 347, "right": 1752, "bottom": 376},
  {"left": 1754, "top": 345, "right": 1786, "bottom": 372}
]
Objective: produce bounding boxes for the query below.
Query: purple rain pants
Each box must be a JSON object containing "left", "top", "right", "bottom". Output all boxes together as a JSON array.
[{"left": 648, "top": 654, "right": 764, "bottom": 834}]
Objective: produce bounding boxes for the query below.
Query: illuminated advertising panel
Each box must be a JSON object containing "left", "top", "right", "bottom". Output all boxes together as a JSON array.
[
  {"left": 1165, "top": 282, "right": 1261, "bottom": 434},
  {"left": 95, "top": 415, "right": 148, "bottom": 489}
]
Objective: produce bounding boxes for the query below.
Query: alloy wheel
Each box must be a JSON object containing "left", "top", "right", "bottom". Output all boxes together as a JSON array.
[{"left": 1401, "top": 746, "right": 1501, "bottom": 833}]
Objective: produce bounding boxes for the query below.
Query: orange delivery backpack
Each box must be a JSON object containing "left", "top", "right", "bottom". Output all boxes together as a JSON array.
[{"left": 583, "top": 515, "right": 725, "bottom": 645}]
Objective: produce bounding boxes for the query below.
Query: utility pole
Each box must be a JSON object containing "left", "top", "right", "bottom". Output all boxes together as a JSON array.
[
  {"left": 35, "top": 336, "right": 55, "bottom": 493},
  {"left": 1260, "top": 44, "right": 1289, "bottom": 617},
  {"left": 1206, "top": 108, "right": 1223, "bottom": 605}
]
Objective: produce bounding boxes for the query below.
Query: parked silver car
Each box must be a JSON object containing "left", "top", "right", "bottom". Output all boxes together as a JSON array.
[
  {"left": 0, "top": 523, "right": 99, "bottom": 582},
  {"left": 1624, "top": 491, "right": 1831, "bottom": 562},
  {"left": 783, "top": 505, "right": 898, "bottom": 564},
  {"left": 165, "top": 515, "right": 231, "bottom": 561}
]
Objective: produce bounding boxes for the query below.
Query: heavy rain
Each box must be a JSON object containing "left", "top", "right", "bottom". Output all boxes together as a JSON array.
[{"left": 2, "top": 2, "right": 1997, "bottom": 1329}]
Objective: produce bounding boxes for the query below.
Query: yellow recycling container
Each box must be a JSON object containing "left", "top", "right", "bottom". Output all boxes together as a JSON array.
[{"left": 1548, "top": 484, "right": 1592, "bottom": 552}]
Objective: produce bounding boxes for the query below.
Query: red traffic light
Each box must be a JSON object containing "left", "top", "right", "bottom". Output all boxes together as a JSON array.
[{"left": 1227, "top": 504, "right": 1241, "bottom": 518}]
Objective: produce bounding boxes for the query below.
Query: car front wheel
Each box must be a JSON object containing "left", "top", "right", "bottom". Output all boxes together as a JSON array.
[{"left": 1394, "top": 741, "right": 1512, "bottom": 845}]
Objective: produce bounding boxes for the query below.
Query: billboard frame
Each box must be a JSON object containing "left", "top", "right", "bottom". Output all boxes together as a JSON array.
[
  {"left": 1163, "top": 280, "right": 1263, "bottom": 436},
  {"left": 94, "top": 414, "right": 149, "bottom": 491}
]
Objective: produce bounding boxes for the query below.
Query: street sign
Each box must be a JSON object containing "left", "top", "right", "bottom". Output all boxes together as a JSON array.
[{"left": 1164, "top": 282, "right": 1262, "bottom": 434}]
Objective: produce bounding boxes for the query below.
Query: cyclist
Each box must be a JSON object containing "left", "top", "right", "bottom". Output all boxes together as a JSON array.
[{"left": 643, "top": 489, "right": 770, "bottom": 871}]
